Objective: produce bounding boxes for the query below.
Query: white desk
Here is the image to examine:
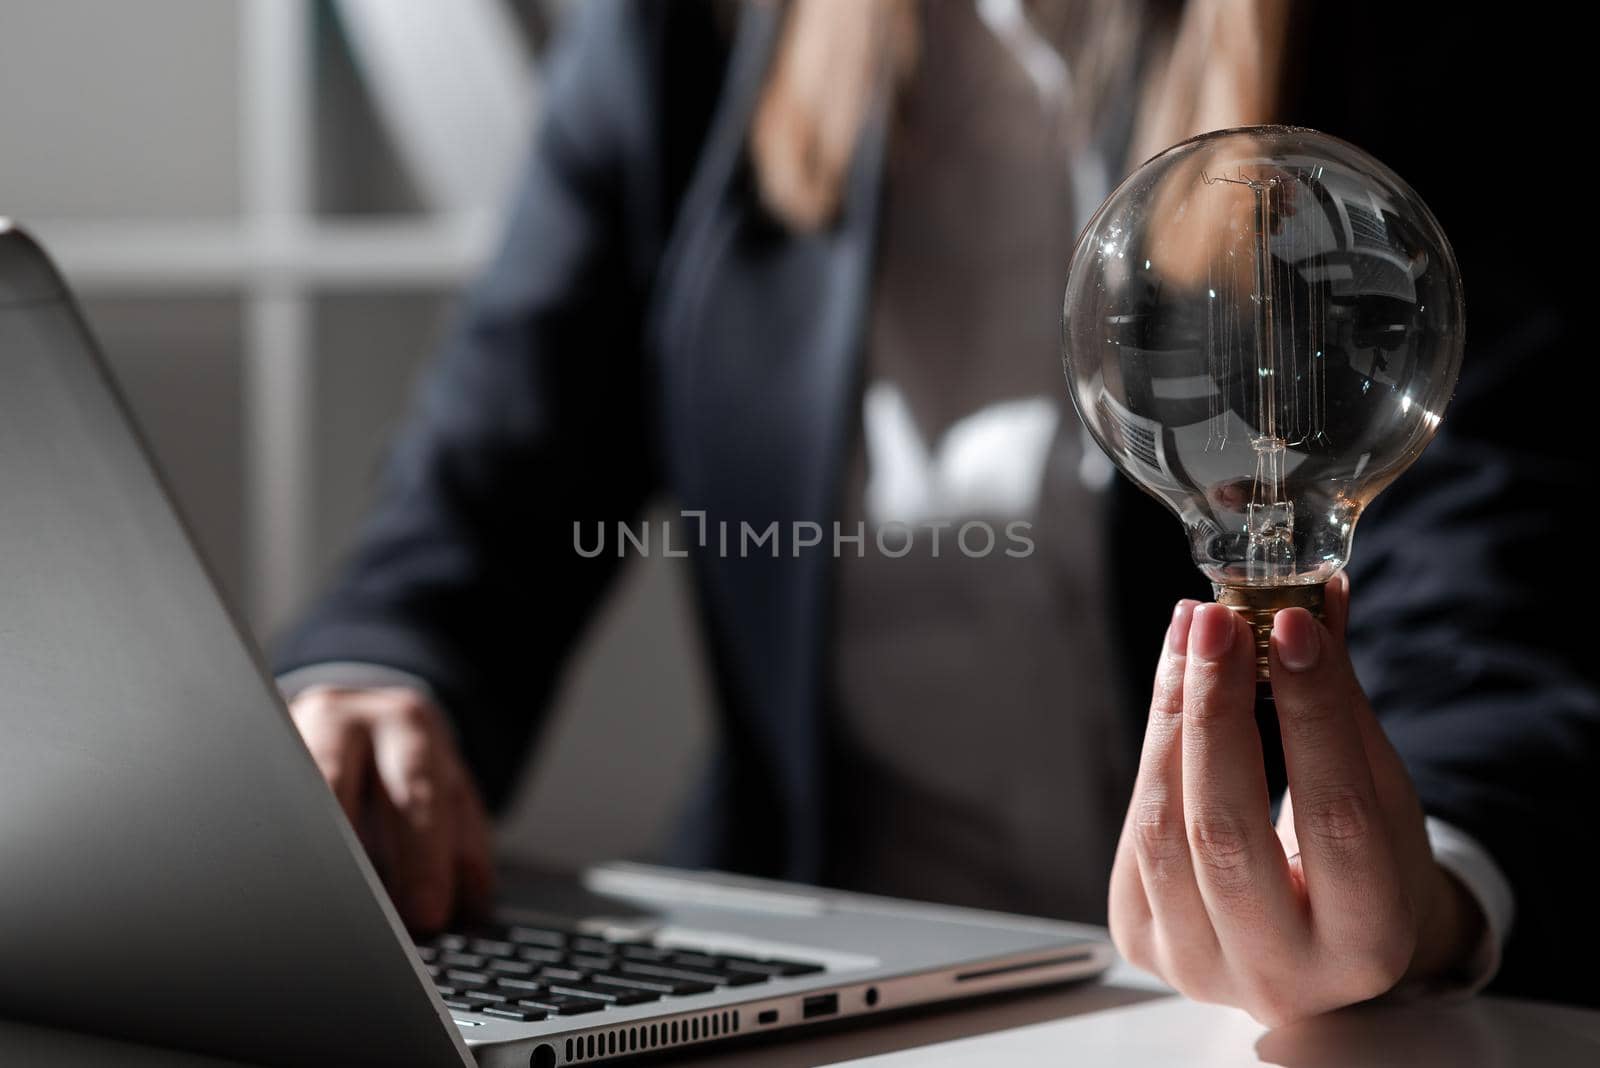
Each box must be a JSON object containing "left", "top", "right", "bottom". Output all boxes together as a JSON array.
[
  {"left": 672, "top": 963, "right": 1600, "bottom": 1068},
  {"left": 821, "top": 966, "right": 1600, "bottom": 1067},
  {"left": 5, "top": 963, "right": 1598, "bottom": 1067}
]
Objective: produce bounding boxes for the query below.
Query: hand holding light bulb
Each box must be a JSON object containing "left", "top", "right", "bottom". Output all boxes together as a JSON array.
[
  {"left": 1107, "top": 575, "right": 1485, "bottom": 1023},
  {"left": 1069, "top": 128, "right": 1483, "bottom": 1017}
]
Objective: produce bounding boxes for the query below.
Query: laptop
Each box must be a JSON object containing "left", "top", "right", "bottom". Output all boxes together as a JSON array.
[{"left": 0, "top": 220, "right": 1112, "bottom": 1067}]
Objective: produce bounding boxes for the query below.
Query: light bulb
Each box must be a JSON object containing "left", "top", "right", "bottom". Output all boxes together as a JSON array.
[{"left": 1061, "top": 126, "right": 1464, "bottom": 677}]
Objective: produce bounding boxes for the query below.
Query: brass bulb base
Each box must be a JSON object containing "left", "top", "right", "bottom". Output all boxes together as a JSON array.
[{"left": 1212, "top": 582, "right": 1328, "bottom": 682}]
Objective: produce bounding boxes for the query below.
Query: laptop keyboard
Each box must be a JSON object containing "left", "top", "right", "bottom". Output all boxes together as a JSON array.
[{"left": 417, "top": 923, "right": 826, "bottom": 1023}]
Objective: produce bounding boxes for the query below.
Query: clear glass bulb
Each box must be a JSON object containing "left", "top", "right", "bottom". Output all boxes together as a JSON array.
[{"left": 1061, "top": 126, "right": 1464, "bottom": 672}]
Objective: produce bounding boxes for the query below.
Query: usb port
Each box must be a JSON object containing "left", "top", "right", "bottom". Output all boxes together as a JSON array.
[{"left": 802, "top": 993, "right": 838, "bottom": 1019}]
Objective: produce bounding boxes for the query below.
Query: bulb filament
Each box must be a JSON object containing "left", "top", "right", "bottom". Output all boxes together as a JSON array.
[{"left": 1201, "top": 167, "right": 1315, "bottom": 581}]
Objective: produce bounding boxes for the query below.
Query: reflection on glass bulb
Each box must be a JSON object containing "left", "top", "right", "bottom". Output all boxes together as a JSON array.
[{"left": 1061, "top": 126, "right": 1464, "bottom": 676}]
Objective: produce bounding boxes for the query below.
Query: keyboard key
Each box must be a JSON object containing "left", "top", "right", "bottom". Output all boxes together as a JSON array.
[
  {"left": 659, "top": 953, "right": 768, "bottom": 984},
  {"left": 591, "top": 973, "right": 715, "bottom": 997},
  {"left": 434, "top": 934, "right": 470, "bottom": 952},
  {"left": 445, "top": 968, "right": 492, "bottom": 986},
  {"left": 618, "top": 944, "right": 675, "bottom": 963},
  {"left": 535, "top": 966, "right": 589, "bottom": 984},
  {"left": 570, "top": 936, "right": 615, "bottom": 955},
  {"left": 471, "top": 938, "right": 516, "bottom": 958},
  {"left": 568, "top": 953, "right": 615, "bottom": 972},
  {"left": 514, "top": 994, "right": 607, "bottom": 1016},
  {"left": 508, "top": 926, "right": 567, "bottom": 948},
  {"left": 517, "top": 946, "right": 566, "bottom": 966},
  {"left": 546, "top": 983, "right": 660, "bottom": 1007},
  {"left": 415, "top": 946, "right": 439, "bottom": 963},
  {"left": 488, "top": 959, "right": 536, "bottom": 977},
  {"left": 493, "top": 977, "right": 546, "bottom": 994},
  {"left": 440, "top": 996, "right": 478, "bottom": 1011},
  {"left": 618, "top": 961, "right": 761, "bottom": 987},
  {"left": 767, "top": 958, "right": 827, "bottom": 976},
  {"left": 666, "top": 952, "right": 721, "bottom": 969},
  {"left": 441, "top": 951, "right": 488, "bottom": 969},
  {"left": 482, "top": 1005, "right": 548, "bottom": 1022},
  {"left": 719, "top": 957, "right": 826, "bottom": 978},
  {"left": 713, "top": 970, "right": 766, "bottom": 986},
  {"left": 465, "top": 989, "right": 516, "bottom": 1005}
]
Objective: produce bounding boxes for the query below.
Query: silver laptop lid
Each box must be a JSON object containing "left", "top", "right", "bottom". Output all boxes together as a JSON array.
[{"left": 0, "top": 223, "right": 471, "bottom": 1067}]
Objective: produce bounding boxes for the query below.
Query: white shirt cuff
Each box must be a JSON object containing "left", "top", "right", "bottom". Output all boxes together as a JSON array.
[
  {"left": 276, "top": 661, "right": 439, "bottom": 705},
  {"left": 1425, "top": 815, "right": 1515, "bottom": 994}
]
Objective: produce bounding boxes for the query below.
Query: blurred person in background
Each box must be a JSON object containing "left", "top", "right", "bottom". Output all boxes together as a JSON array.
[{"left": 275, "top": 0, "right": 1597, "bottom": 1022}]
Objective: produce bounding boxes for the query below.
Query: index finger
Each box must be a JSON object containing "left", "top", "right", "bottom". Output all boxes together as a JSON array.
[
  {"left": 370, "top": 710, "right": 457, "bottom": 931},
  {"left": 1181, "top": 605, "right": 1304, "bottom": 952}
]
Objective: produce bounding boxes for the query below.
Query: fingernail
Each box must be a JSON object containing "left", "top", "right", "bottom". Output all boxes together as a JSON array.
[
  {"left": 1166, "top": 600, "right": 1196, "bottom": 655},
  {"left": 1273, "top": 608, "right": 1321, "bottom": 672},
  {"left": 1189, "top": 603, "right": 1236, "bottom": 661}
]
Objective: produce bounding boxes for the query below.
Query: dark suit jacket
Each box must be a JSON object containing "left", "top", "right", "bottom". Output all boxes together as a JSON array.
[{"left": 279, "top": 2, "right": 1598, "bottom": 1004}]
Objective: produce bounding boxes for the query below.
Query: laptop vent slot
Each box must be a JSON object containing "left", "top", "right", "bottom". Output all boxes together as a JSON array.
[{"left": 563, "top": 1009, "right": 740, "bottom": 1062}]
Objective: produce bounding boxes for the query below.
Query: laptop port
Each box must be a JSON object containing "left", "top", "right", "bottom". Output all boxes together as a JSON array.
[
  {"left": 757, "top": 1009, "right": 779, "bottom": 1025},
  {"left": 802, "top": 993, "right": 838, "bottom": 1019}
]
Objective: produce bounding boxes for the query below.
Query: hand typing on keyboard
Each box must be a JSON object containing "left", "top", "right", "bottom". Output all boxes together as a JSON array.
[{"left": 288, "top": 685, "right": 495, "bottom": 930}]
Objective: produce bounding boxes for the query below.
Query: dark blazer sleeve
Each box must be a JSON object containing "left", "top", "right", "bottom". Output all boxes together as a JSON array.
[
  {"left": 1340, "top": 169, "right": 1598, "bottom": 1004},
  {"left": 1347, "top": 312, "right": 1599, "bottom": 1004},
  {"left": 274, "top": 1, "right": 721, "bottom": 807},
  {"left": 1288, "top": 4, "right": 1600, "bottom": 1003}
]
